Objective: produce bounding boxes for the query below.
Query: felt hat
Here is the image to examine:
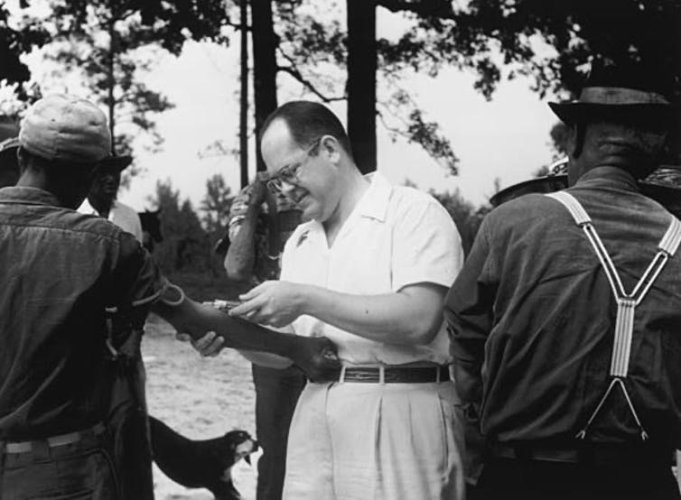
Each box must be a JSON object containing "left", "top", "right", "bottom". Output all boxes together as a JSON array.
[{"left": 549, "top": 59, "right": 678, "bottom": 126}]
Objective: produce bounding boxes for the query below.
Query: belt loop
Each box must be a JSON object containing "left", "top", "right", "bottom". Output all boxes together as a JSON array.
[
  {"left": 436, "top": 366, "right": 441, "bottom": 383},
  {"left": 340, "top": 365, "right": 347, "bottom": 384},
  {"left": 379, "top": 366, "right": 385, "bottom": 385}
]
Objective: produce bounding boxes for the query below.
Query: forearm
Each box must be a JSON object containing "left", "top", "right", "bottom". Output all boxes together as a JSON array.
[
  {"left": 152, "top": 296, "right": 301, "bottom": 359},
  {"left": 237, "top": 350, "right": 293, "bottom": 368},
  {"left": 224, "top": 203, "right": 260, "bottom": 281},
  {"left": 300, "top": 283, "right": 445, "bottom": 346}
]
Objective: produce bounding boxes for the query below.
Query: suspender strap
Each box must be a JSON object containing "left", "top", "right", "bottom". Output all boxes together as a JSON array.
[{"left": 546, "top": 191, "right": 681, "bottom": 441}]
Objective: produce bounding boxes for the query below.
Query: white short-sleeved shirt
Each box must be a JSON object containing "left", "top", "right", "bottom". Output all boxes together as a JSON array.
[
  {"left": 78, "top": 199, "right": 144, "bottom": 244},
  {"left": 280, "top": 172, "right": 464, "bottom": 365}
]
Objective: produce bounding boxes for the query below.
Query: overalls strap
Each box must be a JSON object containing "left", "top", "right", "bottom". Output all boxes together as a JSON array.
[{"left": 546, "top": 191, "right": 681, "bottom": 440}]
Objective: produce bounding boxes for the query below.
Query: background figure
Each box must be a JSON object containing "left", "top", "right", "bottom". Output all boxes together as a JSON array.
[
  {"left": 78, "top": 155, "right": 143, "bottom": 242},
  {"left": 226, "top": 101, "right": 466, "bottom": 500},
  {"left": 445, "top": 59, "right": 681, "bottom": 500},
  {"left": 224, "top": 175, "right": 306, "bottom": 500}
]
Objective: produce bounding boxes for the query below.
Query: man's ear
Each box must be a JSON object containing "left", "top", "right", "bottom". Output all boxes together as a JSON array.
[
  {"left": 320, "top": 135, "right": 342, "bottom": 164},
  {"left": 567, "top": 124, "right": 583, "bottom": 160}
]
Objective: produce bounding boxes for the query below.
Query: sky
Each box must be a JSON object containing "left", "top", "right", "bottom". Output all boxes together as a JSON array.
[
  {"left": 118, "top": 41, "right": 560, "bottom": 213},
  {"left": 6, "top": 2, "right": 563, "bottom": 212}
]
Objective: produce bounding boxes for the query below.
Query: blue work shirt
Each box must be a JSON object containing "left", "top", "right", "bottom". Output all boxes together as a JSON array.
[
  {"left": 0, "top": 186, "right": 166, "bottom": 440},
  {"left": 445, "top": 167, "right": 681, "bottom": 446}
]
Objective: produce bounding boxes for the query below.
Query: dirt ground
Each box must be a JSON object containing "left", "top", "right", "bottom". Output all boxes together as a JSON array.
[{"left": 143, "top": 314, "right": 260, "bottom": 500}]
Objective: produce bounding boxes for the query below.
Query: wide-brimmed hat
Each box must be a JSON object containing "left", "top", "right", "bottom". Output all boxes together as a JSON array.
[
  {"left": 549, "top": 59, "right": 678, "bottom": 126},
  {"left": 19, "top": 94, "right": 114, "bottom": 164}
]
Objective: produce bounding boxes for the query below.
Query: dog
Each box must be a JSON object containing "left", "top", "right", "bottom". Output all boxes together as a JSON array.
[{"left": 149, "top": 415, "right": 258, "bottom": 500}]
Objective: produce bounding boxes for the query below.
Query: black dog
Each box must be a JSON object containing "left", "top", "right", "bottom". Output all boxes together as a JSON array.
[{"left": 149, "top": 415, "right": 258, "bottom": 500}]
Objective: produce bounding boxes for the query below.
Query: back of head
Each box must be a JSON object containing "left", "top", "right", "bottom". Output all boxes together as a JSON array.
[
  {"left": 550, "top": 58, "right": 678, "bottom": 180},
  {"left": 261, "top": 100, "right": 352, "bottom": 155},
  {"left": 20, "top": 94, "right": 112, "bottom": 165},
  {"left": 17, "top": 94, "right": 113, "bottom": 207}
]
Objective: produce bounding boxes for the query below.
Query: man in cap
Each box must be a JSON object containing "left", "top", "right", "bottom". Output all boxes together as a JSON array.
[
  {"left": 445, "top": 59, "right": 681, "bottom": 499},
  {"left": 208, "top": 100, "right": 466, "bottom": 499},
  {"left": 0, "top": 94, "right": 339, "bottom": 499}
]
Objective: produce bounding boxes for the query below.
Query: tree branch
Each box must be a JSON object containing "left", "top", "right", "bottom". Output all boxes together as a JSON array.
[
  {"left": 377, "top": 0, "right": 454, "bottom": 18},
  {"left": 276, "top": 48, "right": 345, "bottom": 102}
]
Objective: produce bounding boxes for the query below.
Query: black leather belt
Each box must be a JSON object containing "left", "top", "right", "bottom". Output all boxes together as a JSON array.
[
  {"left": 490, "top": 442, "right": 673, "bottom": 466},
  {"left": 1, "top": 423, "right": 106, "bottom": 454},
  {"left": 334, "top": 365, "right": 450, "bottom": 383}
]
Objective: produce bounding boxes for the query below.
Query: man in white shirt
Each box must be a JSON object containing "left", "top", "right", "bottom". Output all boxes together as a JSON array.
[
  {"left": 224, "top": 101, "right": 466, "bottom": 500},
  {"left": 78, "top": 155, "right": 143, "bottom": 242}
]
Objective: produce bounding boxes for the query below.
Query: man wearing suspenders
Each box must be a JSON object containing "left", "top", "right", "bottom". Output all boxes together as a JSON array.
[{"left": 445, "top": 59, "right": 681, "bottom": 499}]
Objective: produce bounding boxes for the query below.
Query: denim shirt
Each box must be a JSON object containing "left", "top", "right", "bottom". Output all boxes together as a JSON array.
[
  {"left": 446, "top": 167, "right": 681, "bottom": 446},
  {"left": 0, "top": 186, "right": 166, "bottom": 440}
]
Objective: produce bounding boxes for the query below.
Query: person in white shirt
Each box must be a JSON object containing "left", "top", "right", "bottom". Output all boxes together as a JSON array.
[
  {"left": 78, "top": 155, "right": 143, "bottom": 243},
  {"left": 199, "top": 100, "right": 466, "bottom": 500}
]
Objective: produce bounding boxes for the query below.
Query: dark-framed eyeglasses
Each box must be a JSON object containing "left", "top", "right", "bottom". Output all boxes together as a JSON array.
[{"left": 266, "top": 137, "right": 322, "bottom": 194}]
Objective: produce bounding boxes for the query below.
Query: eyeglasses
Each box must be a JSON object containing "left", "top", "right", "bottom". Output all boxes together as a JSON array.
[{"left": 266, "top": 138, "right": 322, "bottom": 194}]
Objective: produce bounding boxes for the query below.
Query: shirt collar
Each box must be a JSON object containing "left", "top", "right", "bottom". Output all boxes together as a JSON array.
[
  {"left": 0, "top": 186, "right": 62, "bottom": 207},
  {"left": 355, "top": 171, "right": 392, "bottom": 222},
  {"left": 575, "top": 166, "right": 640, "bottom": 192},
  {"left": 78, "top": 198, "right": 118, "bottom": 215}
]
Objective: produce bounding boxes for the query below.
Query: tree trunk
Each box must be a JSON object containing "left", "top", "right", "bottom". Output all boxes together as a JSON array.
[
  {"left": 347, "top": 0, "right": 377, "bottom": 173},
  {"left": 239, "top": 0, "right": 249, "bottom": 188},
  {"left": 251, "top": 0, "right": 278, "bottom": 173},
  {"left": 107, "top": 0, "right": 116, "bottom": 151}
]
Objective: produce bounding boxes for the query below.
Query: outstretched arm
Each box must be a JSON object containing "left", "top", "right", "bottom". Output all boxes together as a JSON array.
[{"left": 151, "top": 288, "right": 339, "bottom": 381}]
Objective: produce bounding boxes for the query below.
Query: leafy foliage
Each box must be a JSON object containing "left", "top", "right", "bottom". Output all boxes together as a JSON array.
[
  {"left": 0, "top": 3, "right": 49, "bottom": 88},
  {"left": 385, "top": 0, "right": 681, "bottom": 98},
  {"left": 148, "top": 179, "right": 214, "bottom": 274},
  {"left": 430, "top": 187, "right": 491, "bottom": 255},
  {"left": 1, "top": 0, "right": 233, "bottom": 176}
]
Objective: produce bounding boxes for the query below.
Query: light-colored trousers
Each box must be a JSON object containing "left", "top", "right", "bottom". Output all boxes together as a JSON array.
[{"left": 282, "top": 379, "right": 465, "bottom": 500}]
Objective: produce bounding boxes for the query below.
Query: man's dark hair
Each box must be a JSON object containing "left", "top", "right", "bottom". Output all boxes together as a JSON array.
[{"left": 260, "top": 101, "right": 353, "bottom": 156}]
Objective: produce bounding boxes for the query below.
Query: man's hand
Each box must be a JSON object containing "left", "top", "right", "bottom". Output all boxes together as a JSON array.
[
  {"left": 229, "top": 281, "right": 309, "bottom": 327},
  {"left": 176, "top": 332, "right": 225, "bottom": 357},
  {"left": 289, "top": 335, "right": 341, "bottom": 383}
]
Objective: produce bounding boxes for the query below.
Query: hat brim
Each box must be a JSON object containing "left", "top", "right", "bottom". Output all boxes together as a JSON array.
[
  {"left": 98, "top": 155, "right": 133, "bottom": 171},
  {"left": 549, "top": 102, "right": 677, "bottom": 126},
  {"left": 490, "top": 171, "right": 681, "bottom": 218}
]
